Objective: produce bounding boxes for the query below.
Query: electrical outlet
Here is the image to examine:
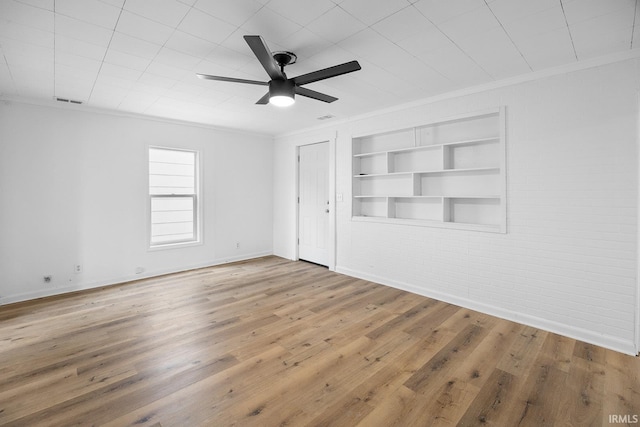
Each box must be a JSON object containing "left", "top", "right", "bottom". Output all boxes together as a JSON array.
[
  {"left": 236, "top": 242, "right": 240, "bottom": 249},
  {"left": 43, "top": 276, "right": 52, "bottom": 283},
  {"left": 74, "top": 264, "right": 82, "bottom": 274}
]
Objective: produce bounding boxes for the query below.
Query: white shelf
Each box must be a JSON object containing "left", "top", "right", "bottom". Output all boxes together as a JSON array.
[
  {"left": 354, "top": 137, "right": 498, "bottom": 158},
  {"left": 352, "top": 109, "right": 506, "bottom": 232},
  {"left": 354, "top": 167, "right": 500, "bottom": 178},
  {"left": 352, "top": 216, "right": 502, "bottom": 233},
  {"left": 354, "top": 195, "right": 499, "bottom": 199}
]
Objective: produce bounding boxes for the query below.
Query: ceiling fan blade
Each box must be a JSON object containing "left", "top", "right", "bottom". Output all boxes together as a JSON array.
[
  {"left": 243, "top": 35, "right": 285, "bottom": 81},
  {"left": 295, "top": 86, "right": 337, "bottom": 103},
  {"left": 256, "top": 92, "right": 270, "bottom": 105},
  {"left": 196, "top": 73, "right": 268, "bottom": 86},
  {"left": 293, "top": 60, "right": 361, "bottom": 86}
]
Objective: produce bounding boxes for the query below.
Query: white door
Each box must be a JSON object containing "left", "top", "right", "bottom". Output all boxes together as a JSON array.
[{"left": 298, "top": 142, "right": 329, "bottom": 266}]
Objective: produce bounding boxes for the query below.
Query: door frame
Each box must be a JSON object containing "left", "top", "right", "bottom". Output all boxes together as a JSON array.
[{"left": 295, "top": 134, "right": 336, "bottom": 271}]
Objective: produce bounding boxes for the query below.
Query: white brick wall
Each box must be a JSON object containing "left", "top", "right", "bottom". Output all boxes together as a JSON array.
[{"left": 274, "top": 58, "right": 640, "bottom": 354}]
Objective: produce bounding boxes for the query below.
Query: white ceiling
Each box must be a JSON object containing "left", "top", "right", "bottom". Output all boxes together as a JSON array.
[{"left": 0, "top": 0, "right": 638, "bottom": 135}]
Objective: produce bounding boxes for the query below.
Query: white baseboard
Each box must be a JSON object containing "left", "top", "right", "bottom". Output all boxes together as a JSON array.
[
  {"left": 1, "top": 251, "right": 272, "bottom": 306},
  {"left": 336, "top": 266, "right": 638, "bottom": 356}
]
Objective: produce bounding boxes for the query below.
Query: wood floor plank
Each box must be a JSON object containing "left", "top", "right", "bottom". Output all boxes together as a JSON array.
[{"left": 0, "top": 256, "right": 638, "bottom": 426}]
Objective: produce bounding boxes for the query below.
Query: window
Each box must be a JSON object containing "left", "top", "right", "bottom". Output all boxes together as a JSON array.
[{"left": 149, "top": 147, "right": 199, "bottom": 247}]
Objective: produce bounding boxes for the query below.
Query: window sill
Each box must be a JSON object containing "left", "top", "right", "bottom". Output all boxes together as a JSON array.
[{"left": 148, "top": 240, "right": 203, "bottom": 252}]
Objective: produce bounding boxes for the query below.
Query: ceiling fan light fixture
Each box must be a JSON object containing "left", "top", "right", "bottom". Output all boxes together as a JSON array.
[
  {"left": 269, "top": 95, "right": 295, "bottom": 107},
  {"left": 269, "top": 79, "right": 295, "bottom": 107}
]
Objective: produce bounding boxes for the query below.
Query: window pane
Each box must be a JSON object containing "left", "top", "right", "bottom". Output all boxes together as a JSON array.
[
  {"left": 149, "top": 147, "right": 195, "bottom": 165},
  {"left": 150, "top": 195, "right": 195, "bottom": 244},
  {"left": 149, "top": 146, "right": 198, "bottom": 247}
]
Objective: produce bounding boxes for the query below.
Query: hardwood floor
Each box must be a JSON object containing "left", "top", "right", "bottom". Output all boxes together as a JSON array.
[{"left": 1, "top": 256, "right": 638, "bottom": 426}]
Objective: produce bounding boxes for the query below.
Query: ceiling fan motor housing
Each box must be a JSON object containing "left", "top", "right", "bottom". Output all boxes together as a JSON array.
[
  {"left": 273, "top": 51, "right": 297, "bottom": 68},
  {"left": 269, "top": 78, "right": 295, "bottom": 99}
]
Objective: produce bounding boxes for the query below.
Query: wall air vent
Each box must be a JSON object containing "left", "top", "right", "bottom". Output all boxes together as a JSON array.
[{"left": 55, "top": 97, "right": 83, "bottom": 105}]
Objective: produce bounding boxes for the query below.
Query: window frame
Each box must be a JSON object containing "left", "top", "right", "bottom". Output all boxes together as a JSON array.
[{"left": 148, "top": 146, "right": 201, "bottom": 249}]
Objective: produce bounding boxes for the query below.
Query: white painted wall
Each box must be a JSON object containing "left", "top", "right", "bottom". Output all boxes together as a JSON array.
[
  {"left": 274, "top": 58, "right": 640, "bottom": 355},
  {"left": 0, "top": 100, "right": 273, "bottom": 304}
]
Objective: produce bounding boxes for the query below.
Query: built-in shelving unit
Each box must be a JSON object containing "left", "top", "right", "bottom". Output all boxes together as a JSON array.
[{"left": 352, "top": 108, "right": 506, "bottom": 233}]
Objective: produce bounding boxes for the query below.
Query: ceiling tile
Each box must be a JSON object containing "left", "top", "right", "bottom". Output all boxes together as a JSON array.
[
  {"left": 371, "top": 5, "right": 436, "bottom": 43},
  {"left": 456, "top": 27, "right": 532, "bottom": 79},
  {"left": 266, "top": 0, "right": 336, "bottom": 26},
  {"left": 55, "top": 34, "right": 107, "bottom": 61},
  {"left": 178, "top": 8, "right": 237, "bottom": 44},
  {"left": 99, "top": 62, "right": 143, "bottom": 80},
  {"left": 205, "top": 44, "right": 255, "bottom": 72},
  {"left": 137, "top": 72, "right": 177, "bottom": 90},
  {"left": 339, "top": 0, "right": 411, "bottom": 25},
  {"left": 109, "top": 32, "right": 162, "bottom": 59},
  {"left": 194, "top": 59, "right": 243, "bottom": 81},
  {"left": 412, "top": 0, "right": 485, "bottom": 24},
  {"left": 389, "top": 54, "right": 453, "bottom": 93},
  {"left": 118, "top": 90, "right": 160, "bottom": 113},
  {"left": 436, "top": 5, "right": 501, "bottom": 43},
  {"left": 193, "top": 0, "right": 262, "bottom": 27},
  {"left": 569, "top": 5, "right": 636, "bottom": 59},
  {"left": 55, "top": 14, "right": 114, "bottom": 46},
  {"left": 571, "top": 26, "right": 635, "bottom": 60},
  {"left": 164, "top": 31, "right": 217, "bottom": 59},
  {"left": 500, "top": 6, "right": 567, "bottom": 43},
  {"left": 153, "top": 47, "right": 202, "bottom": 70},
  {"left": 89, "top": 83, "right": 129, "bottom": 108},
  {"left": 92, "top": 72, "right": 136, "bottom": 90},
  {"left": 1, "top": 38, "right": 53, "bottom": 70},
  {"left": 146, "top": 61, "right": 194, "bottom": 80},
  {"left": 104, "top": 49, "right": 151, "bottom": 71},
  {"left": 279, "top": 28, "right": 333, "bottom": 61},
  {"left": 12, "top": 65, "right": 53, "bottom": 96},
  {"left": 55, "top": 51, "right": 102, "bottom": 74},
  {"left": 0, "top": 21, "right": 54, "bottom": 49},
  {"left": 487, "top": 0, "right": 559, "bottom": 23},
  {"left": 100, "top": 0, "right": 125, "bottom": 7},
  {"left": 561, "top": 0, "right": 635, "bottom": 26},
  {"left": 0, "top": 0, "right": 54, "bottom": 32},
  {"left": 516, "top": 28, "right": 577, "bottom": 70},
  {"left": 240, "top": 7, "right": 302, "bottom": 45},
  {"left": 124, "top": 0, "right": 190, "bottom": 27},
  {"left": 116, "top": 10, "right": 174, "bottom": 45},
  {"left": 397, "top": 27, "right": 458, "bottom": 54},
  {"left": 634, "top": 6, "right": 640, "bottom": 48},
  {"left": 306, "top": 6, "right": 366, "bottom": 44},
  {"left": 15, "top": 0, "right": 54, "bottom": 10},
  {"left": 55, "top": 0, "right": 121, "bottom": 29},
  {"left": 337, "top": 28, "right": 399, "bottom": 66},
  {"left": 417, "top": 45, "right": 491, "bottom": 87}
]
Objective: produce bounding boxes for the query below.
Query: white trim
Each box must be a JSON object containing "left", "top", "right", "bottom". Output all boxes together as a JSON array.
[
  {"left": 636, "top": 90, "right": 640, "bottom": 354},
  {"left": 296, "top": 139, "right": 336, "bottom": 270},
  {"left": 148, "top": 146, "right": 201, "bottom": 248},
  {"left": 335, "top": 266, "right": 638, "bottom": 356},
  {"left": 0, "top": 252, "right": 272, "bottom": 306},
  {"left": 276, "top": 49, "right": 640, "bottom": 139}
]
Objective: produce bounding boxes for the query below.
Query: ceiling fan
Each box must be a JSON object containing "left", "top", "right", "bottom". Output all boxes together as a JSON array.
[{"left": 197, "top": 35, "right": 361, "bottom": 107}]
